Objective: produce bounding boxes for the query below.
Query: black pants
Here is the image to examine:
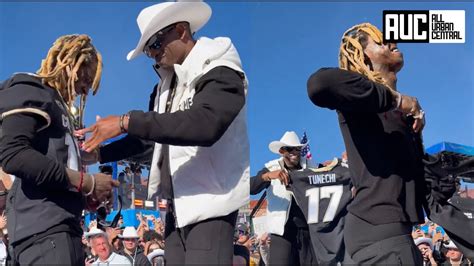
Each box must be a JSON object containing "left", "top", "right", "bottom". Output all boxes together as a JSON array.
[
  {"left": 15, "top": 231, "right": 84, "bottom": 265},
  {"left": 269, "top": 223, "right": 315, "bottom": 265},
  {"left": 345, "top": 212, "right": 422, "bottom": 265},
  {"left": 164, "top": 209, "right": 238, "bottom": 265}
]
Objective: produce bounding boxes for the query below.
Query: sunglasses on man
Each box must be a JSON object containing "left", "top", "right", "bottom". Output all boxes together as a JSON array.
[
  {"left": 281, "top": 146, "right": 302, "bottom": 153},
  {"left": 143, "top": 24, "right": 176, "bottom": 57},
  {"left": 238, "top": 230, "right": 248, "bottom": 236}
]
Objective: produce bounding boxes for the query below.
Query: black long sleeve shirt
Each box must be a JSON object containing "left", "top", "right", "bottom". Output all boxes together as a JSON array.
[
  {"left": 0, "top": 114, "right": 70, "bottom": 189},
  {"left": 100, "top": 66, "right": 245, "bottom": 162},
  {"left": 307, "top": 68, "right": 425, "bottom": 225},
  {"left": 0, "top": 74, "right": 83, "bottom": 244},
  {"left": 250, "top": 168, "right": 270, "bottom": 195},
  {"left": 0, "top": 75, "right": 72, "bottom": 190}
]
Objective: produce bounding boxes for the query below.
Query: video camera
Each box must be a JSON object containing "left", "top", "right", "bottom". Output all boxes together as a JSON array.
[{"left": 424, "top": 152, "right": 474, "bottom": 203}]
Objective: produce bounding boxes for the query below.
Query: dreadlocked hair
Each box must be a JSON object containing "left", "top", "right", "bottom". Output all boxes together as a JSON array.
[
  {"left": 338, "top": 23, "right": 391, "bottom": 90},
  {"left": 37, "top": 34, "right": 103, "bottom": 128}
]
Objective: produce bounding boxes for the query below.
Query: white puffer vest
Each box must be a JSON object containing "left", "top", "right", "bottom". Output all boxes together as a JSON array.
[{"left": 147, "top": 37, "right": 249, "bottom": 228}]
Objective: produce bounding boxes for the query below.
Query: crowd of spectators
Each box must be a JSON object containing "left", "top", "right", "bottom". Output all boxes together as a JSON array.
[
  {"left": 82, "top": 212, "right": 165, "bottom": 265},
  {"left": 411, "top": 219, "right": 471, "bottom": 266}
]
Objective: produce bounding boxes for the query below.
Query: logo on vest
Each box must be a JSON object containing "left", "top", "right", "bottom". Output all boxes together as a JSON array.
[{"left": 178, "top": 97, "right": 193, "bottom": 111}]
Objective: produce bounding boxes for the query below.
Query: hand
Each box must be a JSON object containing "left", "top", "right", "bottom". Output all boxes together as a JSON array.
[
  {"left": 259, "top": 233, "right": 270, "bottom": 246},
  {"left": 0, "top": 213, "right": 7, "bottom": 230},
  {"left": 76, "top": 115, "right": 123, "bottom": 152},
  {"left": 85, "top": 257, "right": 95, "bottom": 266},
  {"left": 412, "top": 229, "right": 424, "bottom": 239},
  {"left": 244, "top": 236, "right": 256, "bottom": 249},
  {"left": 88, "top": 220, "right": 97, "bottom": 230},
  {"left": 422, "top": 246, "right": 434, "bottom": 260},
  {"left": 154, "top": 219, "right": 164, "bottom": 234},
  {"left": 399, "top": 94, "right": 425, "bottom": 133},
  {"left": 428, "top": 222, "right": 437, "bottom": 235},
  {"left": 138, "top": 212, "right": 146, "bottom": 223},
  {"left": 85, "top": 173, "right": 120, "bottom": 203},
  {"left": 263, "top": 170, "right": 290, "bottom": 186},
  {"left": 433, "top": 231, "right": 443, "bottom": 243},
  {"left": 106, "top": 227, "right": 121, "bottom": 244}
]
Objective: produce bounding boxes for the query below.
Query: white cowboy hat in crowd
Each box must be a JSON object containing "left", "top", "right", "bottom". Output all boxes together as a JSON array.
[
  {"left": 119, "top": 226, "right": 140, "bottom": 239},
  {"left": 445, "top": 240, "right": 458, "bottom": 249},
  {"left": 127, "top": 1, "right": 212, "bottom": 60},
  {"left": 414, "top": 237, "right": 433, "bottom": 250},
  {"left": 147, "top": 249, "right": 165, "bottom": 262},
  {"left": 269, "top": 131, "right": 307, "bottom": 154},
  {"left": 84, "top": 227, "right": 105, "bottom": 239}
]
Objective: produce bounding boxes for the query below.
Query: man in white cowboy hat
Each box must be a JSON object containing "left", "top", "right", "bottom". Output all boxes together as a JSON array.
[
  {"left": 250, "top": 131, "right": 316, "bottom": 265},
  {"left": 444, "top": 240, "right": 469, "bottom": 266},
  {"left": 118, "top": 226, "right": 150, "bottom": 266},
  {"left": 77, "top": 1, "right": 249, "bottom": 264}
]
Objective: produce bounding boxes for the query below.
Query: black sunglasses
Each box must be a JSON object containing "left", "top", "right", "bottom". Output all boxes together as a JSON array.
[
  {"left": 238, "top": 230, "right": 248, "bottom": 235},
  {"left": 282, "top": 146, "right": 302, "bottom": 153},
  {"left": 144, "top": 24, "right": 176, "bottom": 57}
]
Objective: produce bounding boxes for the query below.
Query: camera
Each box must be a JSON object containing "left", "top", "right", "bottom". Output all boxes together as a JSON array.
[{"left": 87, "top": 254, "right": 97, "bottom": 261}]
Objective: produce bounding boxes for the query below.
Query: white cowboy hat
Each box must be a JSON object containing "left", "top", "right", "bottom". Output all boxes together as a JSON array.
[
  {"left": 84, "top": 227, "right": 105, "bottom": 239},
  {"left": 127, "top": 1, "right": 212, "bottom": 61},
  {"left": 119, "top": 226, "right": 139, "bottom": 239},
  {"left": 147, "top": 249, "right": 165, "bottom": 262},
  {"left": 445, "top": 240, "right": 458, "bottom": 249},
  {"left": 414, "top": 237, "right": 433, "bottom": 249},
  {"left": 268, "top": 131, "right": 307, "bottom": 154}
]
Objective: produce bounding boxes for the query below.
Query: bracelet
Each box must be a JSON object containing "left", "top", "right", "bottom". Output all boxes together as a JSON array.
[
  {"left": 119, "top": 113, "right": 129, "bottom": 133},
  {"left": 84, "top": 174, "right": 95, "bottom": 196}
]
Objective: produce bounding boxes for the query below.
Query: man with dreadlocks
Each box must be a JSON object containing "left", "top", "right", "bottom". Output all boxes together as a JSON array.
[
  {"left": 0, "top": 34, "right": 119, "bottom": 265},
  {"left": 307, "top": 23, "right": 426, "bottom": 264}
]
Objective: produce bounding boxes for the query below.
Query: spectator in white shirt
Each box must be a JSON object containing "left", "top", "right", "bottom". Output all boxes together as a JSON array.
[{"left": 89, "top": 233, "right": 130, "bottom": 265}]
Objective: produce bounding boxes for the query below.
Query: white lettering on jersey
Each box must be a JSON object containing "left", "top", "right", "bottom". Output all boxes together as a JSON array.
[
  {"left": 308, "top": 173, "right": 336, "bottom": 185},
  {"left": 306, "top": 185, "right": 343, "bottom": 223}
]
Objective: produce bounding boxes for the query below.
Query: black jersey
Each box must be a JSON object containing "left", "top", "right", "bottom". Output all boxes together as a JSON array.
[
  {"left": 0, "top": 73, "right": 84, "bottom": 245},
  {"left": 288, "top": 158, "right": 352, "bottom": 264}
]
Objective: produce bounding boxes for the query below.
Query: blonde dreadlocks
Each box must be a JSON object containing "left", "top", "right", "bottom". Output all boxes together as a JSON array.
[
  {"left": 339, "top": 23, "right": 391, "bottom": 89},
  {"left": 37, "top": 34, "right": 103, "bottom": 128}
]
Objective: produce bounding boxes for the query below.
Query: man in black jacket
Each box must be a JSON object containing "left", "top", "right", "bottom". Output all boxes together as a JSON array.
[
  {"left": 307, "top": 23, "right": 426, "bottom": 264},
  {"left": 0, "top": 34, "right": 118, "bottom": 265},
  {"left": 77, "top": 2, "right": 249, "bottom": 265}
]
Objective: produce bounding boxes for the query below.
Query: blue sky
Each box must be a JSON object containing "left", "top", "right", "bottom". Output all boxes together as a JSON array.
[{"left": 1, "top": 2, "right": 473, "bottom": 184}]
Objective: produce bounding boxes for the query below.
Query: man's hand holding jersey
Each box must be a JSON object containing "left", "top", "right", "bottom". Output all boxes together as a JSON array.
[{"left": 262, "top": 170, "right": 290, "bottom": 186}]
